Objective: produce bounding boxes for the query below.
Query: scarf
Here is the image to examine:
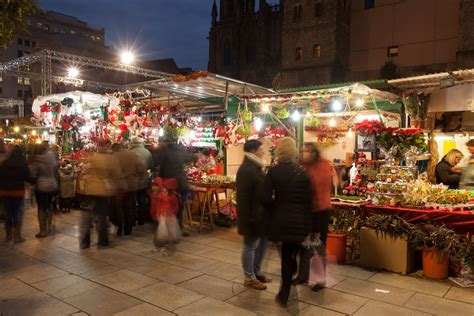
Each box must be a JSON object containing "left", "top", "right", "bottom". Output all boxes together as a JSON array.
[{"left": 244, "top": 152, "right": 267, "bottom": 170}]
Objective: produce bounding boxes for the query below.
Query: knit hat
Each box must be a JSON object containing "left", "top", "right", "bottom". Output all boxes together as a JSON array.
[{"left": 275, "top": 137, "right": 297, "bottom": 161}]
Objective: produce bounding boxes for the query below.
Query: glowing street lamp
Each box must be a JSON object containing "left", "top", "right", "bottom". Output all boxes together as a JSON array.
[
  {"left": 120, "top": 51, "right": 135, "bottom": 65},
  {"left": 67, "top": 67, "right": 79, "bottom": 78}
]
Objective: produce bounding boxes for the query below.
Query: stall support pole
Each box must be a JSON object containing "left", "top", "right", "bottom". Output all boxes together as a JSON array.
[{"left": 224, "top": 81, "right": 229, "bottom": 112}]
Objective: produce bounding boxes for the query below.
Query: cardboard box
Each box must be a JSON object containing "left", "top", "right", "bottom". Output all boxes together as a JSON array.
[{"left": 360, "top": 227, "right": 418, "bottom": 275}]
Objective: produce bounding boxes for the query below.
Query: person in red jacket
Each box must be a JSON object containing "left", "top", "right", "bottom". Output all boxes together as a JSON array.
[{"left": 293, "top": 142, "right": 336, "bottom": 291}]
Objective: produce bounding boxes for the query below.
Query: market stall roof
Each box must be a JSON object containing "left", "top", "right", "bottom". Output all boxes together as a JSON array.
[
  {"left": 128, "top": 72, "right": 274, "bottom": 100},
  {"left": 276, "top": 79, "right": 396, "bottom": 93},
  {"left": 388, "top": 68, "right": 474, "bottom": 90},
  {"left": 242, "top": 83, "right": 400, "bottom": 104}
]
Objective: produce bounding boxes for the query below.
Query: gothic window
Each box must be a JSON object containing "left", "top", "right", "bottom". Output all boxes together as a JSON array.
[
  {"left": 295, "top": 47, "right": 303, "bottom": 61},
  {"left": 313, "top": 45, "right": 321, "bottom": 58},
  {"left": 315, "top": 0, "right": 322, "bottom": 17},
  {"left": 246, "top": 42, "right": 256, "bottom": 64},
  {"left": 223, "top": 40, "right": 232, "bottom": 66},
  {"left": 365, "top": 0, "right": 375, "bottom": 9},
  {"left": 293, "top": 5, "right": 302, "bottom": 22}
]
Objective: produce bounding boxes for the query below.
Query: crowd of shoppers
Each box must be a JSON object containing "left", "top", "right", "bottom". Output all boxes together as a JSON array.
[{"left": 236, "top": 137, "right": 334, "bottom": 308}]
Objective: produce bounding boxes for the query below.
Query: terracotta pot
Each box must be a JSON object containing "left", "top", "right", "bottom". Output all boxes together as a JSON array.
[
  {"left": 410, "top": 119, "right": 419, "bottom": 128},
  {"left": 326, "top": 232, "right": 347, "bottom": 264},
  {"left": 422, "top": 248, "right": 449, "bottom": 279}
]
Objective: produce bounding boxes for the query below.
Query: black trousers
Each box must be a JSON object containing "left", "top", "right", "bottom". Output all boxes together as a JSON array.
[
  {"left": 115, "top": 191, "right": 136, "bottom": 236},
  {"left": 80, "top": 196, "right": 110, "bottom": 248},
  {"left": 136, "top": 189, "right": 148, "bottom": 224},
  {"left": 298, "top": 210, "right": 330, "bottom": 282},
  {"left": 279, "top": 242, "right": 300, "bottom": 303}
]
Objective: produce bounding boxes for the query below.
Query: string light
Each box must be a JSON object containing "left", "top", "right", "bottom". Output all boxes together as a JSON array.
[
  {"left": 254, "top": 118, "right": 263, "bottom": 131},
  {"left": 355, "top": 98, "right": 365, "bottom": 108},
  {"left": 292, "top": 110, "right": 301, "bottom": 122},
  {"left": 331, "top": 99, "right": 343, "bottom": 112},
  {"left": 261, "top": 103, "right": 270, "bottom": 113}
]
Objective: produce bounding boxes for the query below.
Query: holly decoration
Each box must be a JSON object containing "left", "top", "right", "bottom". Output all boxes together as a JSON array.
[
  {"left": 241, "top": 109, "right": 253, "bottom": 123},
  {"left": 275, "top": 108, "right": 290, "bottom": 120}
]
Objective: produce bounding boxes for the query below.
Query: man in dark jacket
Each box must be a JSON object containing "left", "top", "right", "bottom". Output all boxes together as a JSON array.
[{"left": 236, "top": 140, "right": 271, "bottom": 290}]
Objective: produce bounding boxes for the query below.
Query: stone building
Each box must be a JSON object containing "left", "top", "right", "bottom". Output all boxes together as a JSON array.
[
  {"left": 208, "top": 0, "right": 282, "bottom": 88},
  {"left": 208, "top": 0, "right": 474, "bottom": 89}
]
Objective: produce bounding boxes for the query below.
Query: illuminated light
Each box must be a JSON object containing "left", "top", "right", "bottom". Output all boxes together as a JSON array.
[
  {"left": 189, "top": 130, "right": 196, "bottom": 140},
  {"left": 22, "top": 134, "right": 27, "bottom": 139},
  {"left": 120, "top": 50, "right": 135, "bottom": 65},
  {"left": 31, "top": 130, "right": 37, "bottom": 136},
  {"left": 348, "top": 128, "right": 353, "bottom": 137},
  {"left": 14, "top": 126, "right": 20, "bottom": 133},
  {"left": 76, "top": 105, "right": 83, "bottom": 115},
  {"left": 67, "top": 67, "right": 79, "bottom": 78},
  {"left": 254, "top": 118, "right": 263, "bottom": 131},
  {"left": 306, "top": 111, "right": 311, "bottom": 118},
  {"left": 356, "top": 114, "right": 380, "bottom": 122},
  {"left": 158, "top": 128, "right": 164, "bottom": 137},
  {"left": 329, "top": 118, "right": 336, "bottom": 127},
  {"left": 43, "top": 131, "right": 48, "bottom": 137},
  {"left": 80, "top": 126, "right": 91, "bottom": 134},
  {"left": 5, "top": 119, "right": 9, "bottom": 126},
  {"left": 291, "top": 110, "right": 301, "bottom": 122},
  {"left": 197, "top": 116, "right": 202, "bottom": 123},
  {"left": 144, "top": 127, "right": 149, "bottom": 133},
  {"left": 331, "top": 99, "right": 343, "bottom": 112},
  {"left": 261, "top": 103, "right": 270, "bottom": 113},
  {"left": 355, "top": 98, "right": 365, "bottom": 108},
  {"left": 36, "top": 139, "right": 42, "bottom": 144}
]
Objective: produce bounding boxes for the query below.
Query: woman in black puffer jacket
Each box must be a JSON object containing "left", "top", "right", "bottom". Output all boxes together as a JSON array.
[{"left": 263, "top": 137, "right": 312, "bottom": 308}]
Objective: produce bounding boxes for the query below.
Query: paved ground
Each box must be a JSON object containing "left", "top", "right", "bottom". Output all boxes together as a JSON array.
[{"left": 1, "top": 208, "right": 474, "bottom": 316}]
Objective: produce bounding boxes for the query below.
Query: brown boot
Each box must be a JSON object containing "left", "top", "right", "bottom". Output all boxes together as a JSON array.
[
  {"left": 5, "top": 225, "right": 12, "bottom": 242},
  {"left": 244, "top": 278, "right": 267, "bottom": 290},
  {"left": 13, "top": 227, "right": 25, "bottom": 244}
]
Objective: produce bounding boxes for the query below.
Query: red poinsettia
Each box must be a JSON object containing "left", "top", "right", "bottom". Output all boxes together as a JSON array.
[{"left": 354, "top": 120, "right": 384, "bottom": 136}]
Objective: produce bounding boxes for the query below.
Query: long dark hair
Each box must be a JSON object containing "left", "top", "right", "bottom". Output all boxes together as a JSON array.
[{"left": 304, "top": 142, "right": 321, "bottom": 162}]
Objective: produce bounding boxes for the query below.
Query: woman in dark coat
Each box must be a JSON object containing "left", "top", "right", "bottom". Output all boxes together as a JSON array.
[
  {"left": 436, "top": 149, "right": 463, "bottom": 189},
  {"left": 0, "top": 145, "right": 30, "bottom": 243},
  {"left": 236, "top": 140, "right": 271, "bottom": 290},
  {"left": 263, "top": 137, "right": 312, "bottom": 308}
]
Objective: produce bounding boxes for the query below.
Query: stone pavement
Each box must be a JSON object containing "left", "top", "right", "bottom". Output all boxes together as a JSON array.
[{"left": 1, "top": 208, "right": 474, "bottom": 316}]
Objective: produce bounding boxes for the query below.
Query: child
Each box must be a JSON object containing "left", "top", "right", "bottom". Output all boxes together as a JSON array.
[
  {"left": 59, "top": 161, "right": 75, "bottom": 213},
  {"left": 150, "top": 177, "right": 181, "bottom": 255}
]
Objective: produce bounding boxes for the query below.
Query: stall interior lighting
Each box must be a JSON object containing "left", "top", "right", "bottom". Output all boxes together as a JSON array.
[
  {"left": 355, "top": 98, "right": 365, "bottom": 108},
  {"left": 292, "top": 110, "right": 301, "bottom": 122},
  {"left": 14, "top": 126, "right": 20, "bottom": 132},
  {"left": 348, "top": 128, "right": 353, "bottom": 137},
  {"left": 31, "top": 130, "right": 37, "bottom": 136},
  {"left": 159, "top": 128, "right": 164, "bottom": 137},
  {"left": 261, "top": 104, "right": 270, "bottom": 113},
  {"left": 331, "top": 99, "right": 343, "bottom": 112},
  {"left": 329, "top": 118, "right": 336, "bottom": 127},
  {"left": 254, "top": 118, "right": 263, "bottom": 131}
]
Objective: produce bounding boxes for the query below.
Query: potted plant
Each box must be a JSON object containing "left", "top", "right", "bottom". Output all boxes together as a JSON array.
[
  {"left": 360, "top": 214, "right": 417, "bottom": 274},
  {"left": 410, "top": 224, "right": 459, "bottom": 279},
  {"left": 327, "top": 209, "right": 358, "bottom": 264}
]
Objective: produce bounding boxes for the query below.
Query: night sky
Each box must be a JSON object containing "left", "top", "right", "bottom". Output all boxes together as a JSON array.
[{"left": 37, "top": 0, "right": 280, "bottom": 71}]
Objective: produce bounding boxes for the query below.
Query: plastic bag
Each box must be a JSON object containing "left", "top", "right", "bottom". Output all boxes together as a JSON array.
[
  {"left": 154, "top": 215, "right": 181, "bottom": 247},
  {"left": 154, "top": 217, "right": 170, "bottom": 247},
  {"left": 302, "top": 233, "right": 324, "bottom": 255}
]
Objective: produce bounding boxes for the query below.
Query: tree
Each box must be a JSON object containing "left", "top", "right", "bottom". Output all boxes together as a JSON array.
[
  {"left": 380, "top": 60, "right": 398, "bottom": 80},
  {"left": 0, "top": 0, "right": 39, "bottom": 49}
]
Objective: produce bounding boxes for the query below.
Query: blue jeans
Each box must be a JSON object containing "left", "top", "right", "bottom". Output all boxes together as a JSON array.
[
  {"left": 242, "top": 236, "right": 268, "bottom": 279},
  {"left": 4, "top": 197, "right": 24, "bottom": 228}
]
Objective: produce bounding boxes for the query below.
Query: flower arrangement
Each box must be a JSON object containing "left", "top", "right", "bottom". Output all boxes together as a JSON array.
[
  {"left": 376, "top": 128, "right": 427, "bottom": 153},
  {"left": 354, "top": 120, "right": 384, "bottom": 136}
]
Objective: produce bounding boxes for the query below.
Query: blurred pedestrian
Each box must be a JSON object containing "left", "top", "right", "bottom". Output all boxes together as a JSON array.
[
  {"left": 263, "top": 137, "right": 312, "bottom": 308},
  {"left": 59, "top": 160, "right": 75, "bottom": 213},
  {"left": 154, "top": 136, "right": 194, "bottom": 234},
  {"left": 113, "top": 142, "right": 145, "bottom": 236},
  {"left": 29, "top": 144, "right": 59, "bottom": 238},
  {"left": 130, "top": 137, "right": 152, "bottom": 225},
  {"left": 0, "top": 145, "right": 29, "bottom": 243},
  {"left": 295, "top": 143, "right": 335, "bottom": 291},
  {"left": 236, "top": 140, "right": 271, "bottom": 290},
  {"left": 79, "top": 140, "right": 120, "bottom": 248},
  {"left": 460, "top": 139, "right": 474, "bottom": 190}
]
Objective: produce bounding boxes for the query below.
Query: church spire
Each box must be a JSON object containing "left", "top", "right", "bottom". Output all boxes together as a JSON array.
[{"left": 211, "top": 0, "right": 218, "bottom": 26}]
